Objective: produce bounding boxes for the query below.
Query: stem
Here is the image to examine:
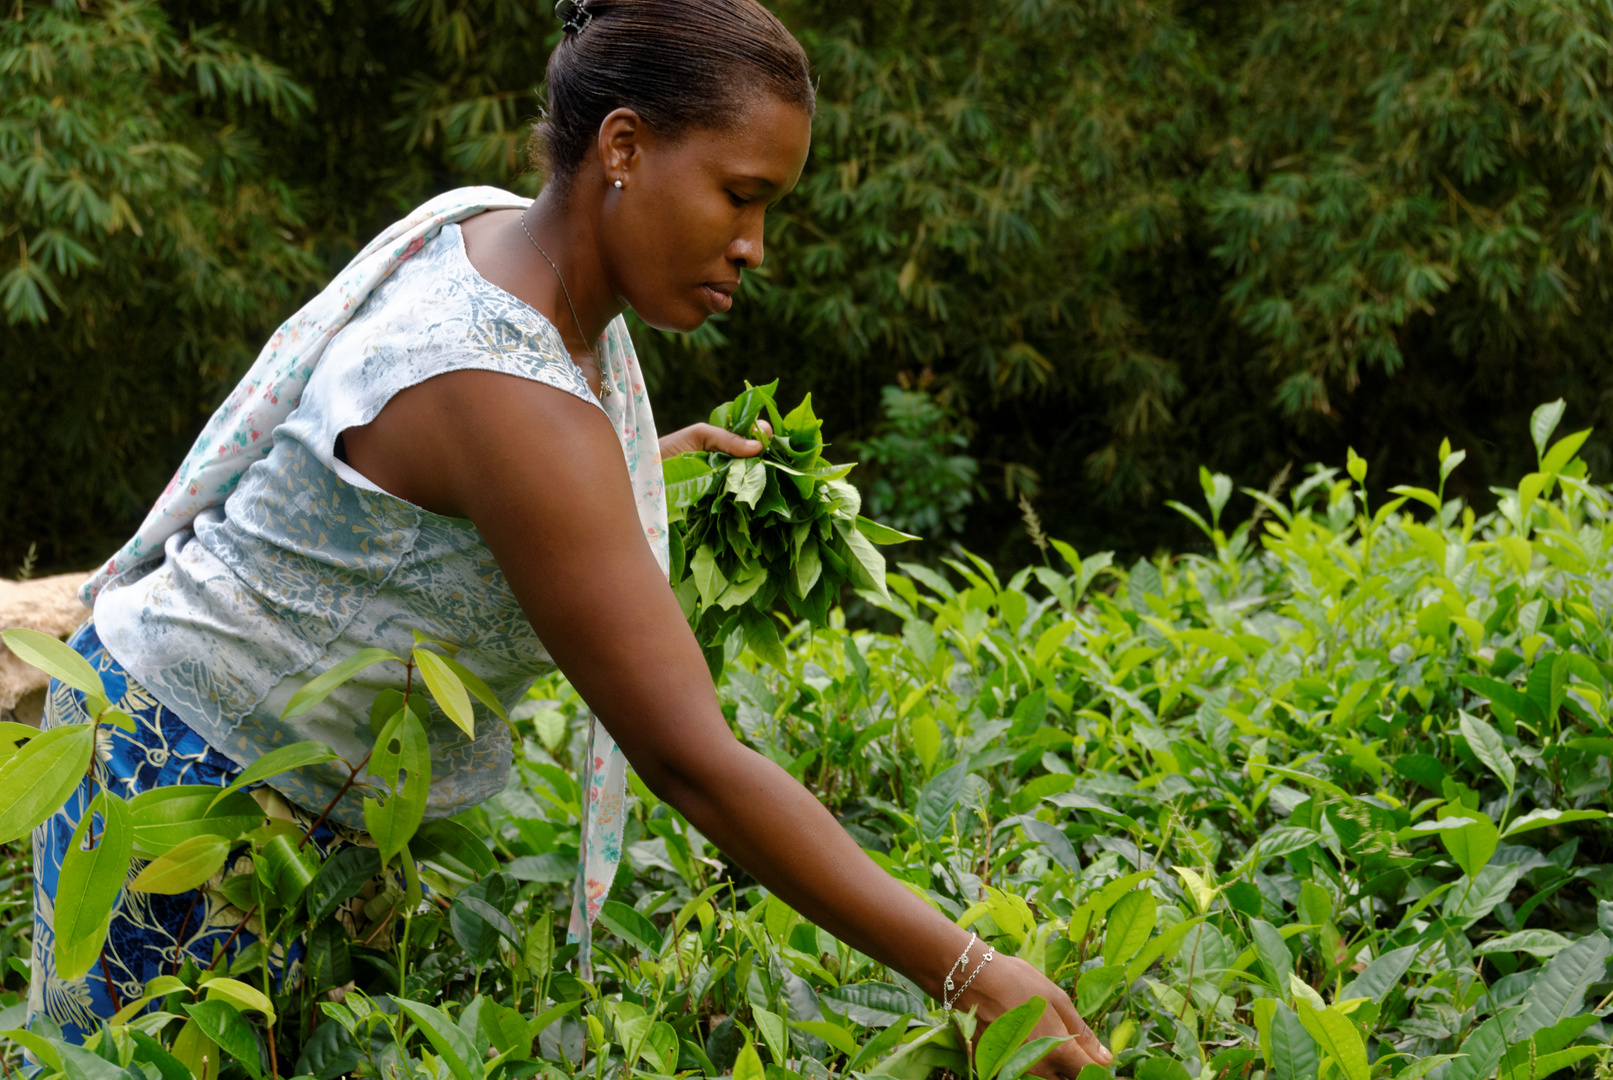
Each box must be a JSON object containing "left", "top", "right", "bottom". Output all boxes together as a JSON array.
[
  {"left": 1178, "top": 935, "right": 1199, "bottom": 1021},
  {"left": 397, "top": 912, "right": 412, "bottom": 998},
  {"left": 86, "top": 714, "right": 102, "bottom": 782},
  {"left": 173, "top": 890, "right": 203, "bottom": 975},
  {"left": 207, "top": 905, "right": 259, "bottom": 971},
  {"left": 84, "top": 715, "right": 103, "bottom": 842},
  {"left": 298, "top": 750, "right": 373, "bottom": 850},
  {"left": 297, "top": 662, "right": 405, "bottom": 850},
  {"left": 262, "top": 917, "right": 278, "bottom": 1077},
  {"left": 360, "top": 908, "right": 397, "bottom": 948},
  {"left": 98, "top": 944, "right": 122, "bottom": 1012}
]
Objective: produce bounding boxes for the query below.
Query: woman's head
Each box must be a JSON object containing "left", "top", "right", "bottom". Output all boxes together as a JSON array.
[
  {"left": 533, "top": 0, "right": 815, "bottom": 333},
  {"left": 537, "top": 0, "right": 813, "bottom": 186}
]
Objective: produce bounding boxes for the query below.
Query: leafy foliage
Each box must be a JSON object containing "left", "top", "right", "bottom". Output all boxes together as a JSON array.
[
  {"left": 0, "top": 0, "right": 322, "bottom": 569},
  {"left": 11, "top": 0, "right": 1613, "bottom": 571},
  {"left": 663, "top": 0, "right": 1613, "bottom": 556},
  {"left": 5, "top": 407, "right": 1613, "bottom": 1080},
  {"left": 851, "top": 384, "right": 980, "bottom": 542}
]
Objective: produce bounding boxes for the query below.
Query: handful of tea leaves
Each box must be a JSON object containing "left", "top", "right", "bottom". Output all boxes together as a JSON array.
[{"left": 664, "top": 381, "right": 917, "bottom": 670}]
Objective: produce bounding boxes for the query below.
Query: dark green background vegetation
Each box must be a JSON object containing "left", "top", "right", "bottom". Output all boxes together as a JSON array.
[{"left": 5, "top": 0, "right": 1613, "bottom": 573}]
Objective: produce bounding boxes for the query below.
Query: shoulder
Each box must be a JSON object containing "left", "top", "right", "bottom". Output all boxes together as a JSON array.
[
  {"left": 343, "top": 186, "right": 529, "bottom": 269},
  {"left": 343, "top": 224, "right": 593, "bottom": 401}
]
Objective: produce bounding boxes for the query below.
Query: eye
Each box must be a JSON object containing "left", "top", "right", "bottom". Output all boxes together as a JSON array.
[{"left": 727, "top": 190, "right": 752, "bottom": 208}]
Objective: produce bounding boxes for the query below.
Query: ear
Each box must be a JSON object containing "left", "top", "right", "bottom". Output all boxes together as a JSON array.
[{"left": 597, "top": 107, "right": 645, "bottom": 186}]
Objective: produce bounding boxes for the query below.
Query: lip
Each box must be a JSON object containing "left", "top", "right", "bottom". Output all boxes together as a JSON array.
[{"left": 700, "top": 282, "right": 737, "bottom": 314}]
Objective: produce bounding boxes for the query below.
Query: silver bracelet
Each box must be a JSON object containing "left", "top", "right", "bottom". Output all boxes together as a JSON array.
[
  {"left": 942, "top": 933, "right": 976, "bottom": 1000},
  {"left": 942, "top": 933, "right": 995, "bottom": 1010}
]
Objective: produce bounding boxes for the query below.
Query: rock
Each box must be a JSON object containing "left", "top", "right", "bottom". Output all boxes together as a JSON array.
[{"left": 0, "top": 572, "right": 91, "bottom": 726}]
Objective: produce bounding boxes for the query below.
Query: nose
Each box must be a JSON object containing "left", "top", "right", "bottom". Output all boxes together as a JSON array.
[{"left": 728, "top": 215, "right": 765, "bottom": 271}]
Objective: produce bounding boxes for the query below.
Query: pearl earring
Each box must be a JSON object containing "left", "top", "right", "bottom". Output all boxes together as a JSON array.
[{"left": 613, "top": 179, "right": 623, "bottom": 189}]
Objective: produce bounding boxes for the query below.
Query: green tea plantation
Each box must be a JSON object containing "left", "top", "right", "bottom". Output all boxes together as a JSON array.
[{"left": 3, "top": 400, "right": 1613, "bottom": 1080}]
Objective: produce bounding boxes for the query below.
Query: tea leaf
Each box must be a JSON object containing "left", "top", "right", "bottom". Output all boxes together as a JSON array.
[
  {"left": 976, "top": 996, "right": 1048, "bottom": 1080},
  {"left": 1294, "top": 1002, "right": 1368, "bottom": 1080},
  {"left": 1518, "top": 934, "right": 1611, "bottom": 1037},
  {"left": 207, "top": 740, "right": 339, "bottom": 811},
  {"left": 1458, "top": 711, "right": 1514, "bottom": 794},
  {"left": 282, "top": 648, "right": 398, "bottom": 720},
  {"left": 129, "top": 786, "right": 263, "bottom": 856},
  {"left": 0, "top": 628, "right": 104, "bottom": 698},
  {"left": 0, "top": 723, "right": 94, "bottom": 845},
  {"left": 414, "top": 648, "right": 475, "bottom": 738},
  {"left": 52, "top": 789, "right": 132, "bottom": 980},
  {"left": 1102, "top": 889, "right": 1157, "bottom": 967},
  {"left": 397, "top": 999, "right": 481, "bottom": 1080},
  {"left": 129, "top": 834, "right": 231, "bottom": 894}
]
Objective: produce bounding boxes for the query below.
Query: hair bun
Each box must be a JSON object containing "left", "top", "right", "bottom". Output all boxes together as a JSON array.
[
  {"left": 533, "top": 0, "right": 815, "bottom": 186},
  {"left": 556, "top": 0, "right": 593, "bottom": 35}
]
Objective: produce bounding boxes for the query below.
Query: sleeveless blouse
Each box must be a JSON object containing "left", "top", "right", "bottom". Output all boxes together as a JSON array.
[{"left": 92, "top": 222, "right": 669, "bottom": 829}]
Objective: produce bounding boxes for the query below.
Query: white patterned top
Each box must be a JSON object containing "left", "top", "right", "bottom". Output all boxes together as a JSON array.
[{"left": 93, "top": 221, "right": 669, "bottom": 828}]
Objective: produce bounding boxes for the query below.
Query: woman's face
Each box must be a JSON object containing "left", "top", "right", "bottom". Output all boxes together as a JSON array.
[{"left": 598, "top": 94, "right": 813, "bottom": 333}]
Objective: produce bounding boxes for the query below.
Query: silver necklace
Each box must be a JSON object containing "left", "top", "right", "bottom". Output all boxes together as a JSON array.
[{"left": 519, "top": 208, "right": 611, "bottom": 398}]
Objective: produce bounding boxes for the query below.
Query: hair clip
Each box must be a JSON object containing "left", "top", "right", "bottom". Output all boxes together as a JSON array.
[{"left": 556, "top": 0, "right": 593, "bottom": 34}]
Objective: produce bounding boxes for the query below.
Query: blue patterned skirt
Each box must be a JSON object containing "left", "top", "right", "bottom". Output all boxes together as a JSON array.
[{"left": 26, "top": 620, "right": 360, "bottom": 1045}]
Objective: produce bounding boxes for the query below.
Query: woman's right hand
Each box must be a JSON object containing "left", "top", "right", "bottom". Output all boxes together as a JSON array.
[{"left": 957, "top": 954, "right": 1114, "bottom": 1080}]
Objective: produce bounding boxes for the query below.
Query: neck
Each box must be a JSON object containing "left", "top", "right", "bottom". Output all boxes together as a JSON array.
[{"left": 517, "top": 184, "right": 624, "bottom": 349}]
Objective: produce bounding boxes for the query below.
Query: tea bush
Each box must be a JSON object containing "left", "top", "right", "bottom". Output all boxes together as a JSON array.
[{"left": 5, "top": 400, "right": 1613, "bottom": 1080}]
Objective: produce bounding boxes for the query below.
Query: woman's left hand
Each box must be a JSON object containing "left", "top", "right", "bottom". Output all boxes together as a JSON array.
[{"left": 659, "top": 419, "right": 771, "bottom": 459}]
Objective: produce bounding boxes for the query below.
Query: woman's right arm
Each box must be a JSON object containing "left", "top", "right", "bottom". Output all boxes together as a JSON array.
[{"left": 340, "top": 369, "right": 1113, "bottom": 1079}]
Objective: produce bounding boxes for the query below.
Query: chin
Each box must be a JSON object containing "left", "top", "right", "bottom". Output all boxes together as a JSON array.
[{"left": 634, "top": 302, "right": 713, "bottom": 335}]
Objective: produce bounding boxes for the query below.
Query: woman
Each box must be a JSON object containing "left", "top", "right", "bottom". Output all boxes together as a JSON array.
[{"left": 38, "top": 0, "right": 1113, "bottom": 1075}]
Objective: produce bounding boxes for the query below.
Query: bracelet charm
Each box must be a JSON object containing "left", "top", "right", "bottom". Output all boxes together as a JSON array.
[{"left": 942, "top": 933, "right": 996, "bottom": 1010}]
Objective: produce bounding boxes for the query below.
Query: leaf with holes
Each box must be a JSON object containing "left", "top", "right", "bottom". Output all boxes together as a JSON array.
[{"left": 362, "top": 705, "right": 431, "bottom": 865}]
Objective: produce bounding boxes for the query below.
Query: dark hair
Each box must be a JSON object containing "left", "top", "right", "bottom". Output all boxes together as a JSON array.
[{"left": 533, "top": 0, "right": 814, "bottom": 186}]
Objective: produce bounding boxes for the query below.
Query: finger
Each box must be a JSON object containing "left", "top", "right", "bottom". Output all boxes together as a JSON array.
[
  {"left": 754, "top": 418, "right": 774, "bottom": 438},
  {"left": 1019, "top": 1007, "right": 1094, "bottom": 1080},
  {"left": 703, "top": 423, "right": 765, "bottom": 457},
  {"left": 1051, "top": 992, "right": 1113, "bottom": 1066},
  {"left": 1032, "top": 1038, "right": 1094, "bottom": 1080},
  {"left": 1043, "top": 1021, "right": 1101, "bottom": 1073}
]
